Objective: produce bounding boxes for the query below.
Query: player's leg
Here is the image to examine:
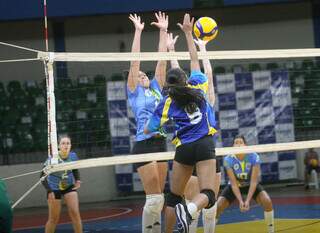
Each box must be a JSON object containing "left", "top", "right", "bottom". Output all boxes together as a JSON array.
[
  {"left": 64, "top": 190, "right": 83, "bottom": 233},
  {"left": 202, "top": 172, "right": 221, "bottom": 233},
  {"left": 138, "top": 161, "right": 166, "bottom": 233},
  {"left": 184, "top": 176, "right": 200, "bottom": 233},
  {"left": 45, "top": 192, "right": 62, "bottom": 233},
  {"left": 165, "top": 161, "right": 193, "bottom": 233},
  {"left": 305, "top": 165, "right": 312, "bottom": 189},
  {"left": 134, "top": 137, "right": 167, "bottom": 233},
  {"left": 255, "top": 187, "right": 274, "bottom": 233}
]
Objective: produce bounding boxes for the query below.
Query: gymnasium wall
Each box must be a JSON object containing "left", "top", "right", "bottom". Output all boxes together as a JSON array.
[{"left": 0, "top": 1, "right": 315, "bottom": 81}]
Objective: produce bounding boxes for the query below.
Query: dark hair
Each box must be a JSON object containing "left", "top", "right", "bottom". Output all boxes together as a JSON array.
[
  {"left": 233, "top": 135, "right": 247, "bottom": 144},
  {"left": 58, "top": 135, "right": 71, "bottom": 144},
  {"left": 166, "top": 68, "right": 205, "bottom": 114}
]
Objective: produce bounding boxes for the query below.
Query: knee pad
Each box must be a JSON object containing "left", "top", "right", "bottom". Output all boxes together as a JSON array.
[
  {"left": 166, "top": 192, "right": 183, "bottom": 208},
  {"left": 202, "top": 203, "right": 217, "bottom": 218},
  {"left": 201, "top": 189, "right": 216, "bottom": 209},
  {"left": 144, "top": 194, "right": 164, "bottom": 215}
]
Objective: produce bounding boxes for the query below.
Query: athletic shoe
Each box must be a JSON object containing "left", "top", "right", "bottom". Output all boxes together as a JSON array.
[{"left": 175, "top": 203, "right": 192, "bottom": 233}]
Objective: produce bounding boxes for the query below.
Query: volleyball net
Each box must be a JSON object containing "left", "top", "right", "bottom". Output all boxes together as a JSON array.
[{"left": 1, "top": 41, "right": 320, "bottom": 206}]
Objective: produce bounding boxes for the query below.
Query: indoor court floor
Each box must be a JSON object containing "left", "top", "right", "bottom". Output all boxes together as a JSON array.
[{"left": 13, "top": 186, "right": 320, "bottom": 233}]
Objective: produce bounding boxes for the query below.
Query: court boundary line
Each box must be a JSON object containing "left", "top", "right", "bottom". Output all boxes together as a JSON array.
[{"left": 13, "top": 207, "right": 132, "bottom": 231}]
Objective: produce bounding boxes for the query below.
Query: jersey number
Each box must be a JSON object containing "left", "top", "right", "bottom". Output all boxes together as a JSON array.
[{"left": 186, "top": 107, "right": 202, "bottom": 124}]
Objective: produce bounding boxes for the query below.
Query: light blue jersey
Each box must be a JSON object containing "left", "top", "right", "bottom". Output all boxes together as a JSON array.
[
  {"left": 127, "top": 78, "right": 163, "bottom": 141},
  {"left": 45, "top": 152, "right": 78, "bottom": 191},
  {"left": 146, "top": 71, "right": 217, "bottom": 147},
  {"left": 224, "top": 153, "right": 261, "bottom": 187}
]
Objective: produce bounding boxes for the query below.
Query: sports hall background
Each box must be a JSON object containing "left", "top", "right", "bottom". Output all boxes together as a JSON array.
[{"left": 0, "top": 0, "right": 319, "bottom": 213}]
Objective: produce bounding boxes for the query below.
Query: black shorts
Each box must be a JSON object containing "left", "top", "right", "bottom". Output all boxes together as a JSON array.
[
  {"left": 47, "top": 185, "right": 76, "bottom": 200},
  {"left": 175, "top": 135, "right": 216, "bottom": 166},
  {"left": 132, "top": 136, "right": 167, "bottom": 169},
  {"left": 306, "top": 165, "right": 320, "bottom": 175},
  {"left": 221, "top": 184, "right": 264, "bottom": 203}
]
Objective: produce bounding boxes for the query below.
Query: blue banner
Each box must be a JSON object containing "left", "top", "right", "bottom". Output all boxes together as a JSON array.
[{"left": 108, "top": 70, "right": 297, "bottom": 193}]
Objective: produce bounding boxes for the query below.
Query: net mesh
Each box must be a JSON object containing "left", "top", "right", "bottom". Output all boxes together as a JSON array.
[
  {"left": 1, "top": 46, "right": 320, "bottom": 187},
  {"left": 1, "top": 44, "right": 320, "bottom": 205}
]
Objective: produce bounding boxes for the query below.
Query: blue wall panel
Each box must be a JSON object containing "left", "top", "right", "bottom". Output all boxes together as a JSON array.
[{"left": 0, "top": 0, "right": 192, "bottom": 21}]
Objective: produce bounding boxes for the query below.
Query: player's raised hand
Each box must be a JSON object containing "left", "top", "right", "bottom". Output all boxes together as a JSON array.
[
  {"left": 177, "top": 13, "right": 194, "bottom": 33},
  {"left": 151, "top": 11, "right": 168, "bottom": 31},
  {"left": 129, "top": 13, "right": 144, "bottom": 31},
  {"left": 194, "top": 38, "right": 208, "bottom": 50},
  {"left": 167, "top": 33, "right": 179, "bottom": 51}
]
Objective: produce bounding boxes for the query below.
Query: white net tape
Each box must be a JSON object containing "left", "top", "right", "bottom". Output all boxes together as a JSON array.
[
  {"left": 37, "top": 48, "right": 320, "bottom": 62},
  {"left": 45, "top": 139, "right": 320, "bottom": 174}
]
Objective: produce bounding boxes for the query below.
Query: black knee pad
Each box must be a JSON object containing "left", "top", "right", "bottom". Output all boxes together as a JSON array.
[
  {"left": 201, "top": 189, "right": 216, "bottom": 209},
  {"left": 166, "top": 192, "right": 183, "bottom": 207}
]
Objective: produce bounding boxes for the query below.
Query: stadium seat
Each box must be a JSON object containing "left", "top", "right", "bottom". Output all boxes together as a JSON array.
[
  {"left": 231, "top": 64, "right": 244, "bottom": 73},
  {"left": 110, "top": 73, "right": 124, "bottom": 81},
  {"left": 32, "top": 123, "right": 47, "bottom": 151},
  {"left": 214, "top": 66, "right": 226, "bottom": 74},
  {"left": 301, "top": 59, "right": 314, "bottom": 71},
  {"left": 77, "top": 75, "right": 93, "bottom": 87},
  {"left": 0, "top": 82, "right": 6, "bottom": 97},
  {"left": 266, "top": 62, "right": 279, "bottom": 70},
  {"left": 1, "top": 132, "right": 14, "bottom": 154},
  {"left": 15, "top": 124, "right": 34, "bottom": 152},
  {"left": 7, "top": 80, "right": 22, "bottom": 93},
  {"left": 248, "top": 63, "right": 262, "bottom": 72},
  {"left": 56, "top": 77, "right": 73, "bottom": 89},
  {"left": 94, "top": 75, "right": 106, "bottom": 85}
]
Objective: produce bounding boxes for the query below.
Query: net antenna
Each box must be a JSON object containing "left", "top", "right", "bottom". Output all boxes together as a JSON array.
[{"left": 43, "top": 0, "right": 58, "bottom": 159}]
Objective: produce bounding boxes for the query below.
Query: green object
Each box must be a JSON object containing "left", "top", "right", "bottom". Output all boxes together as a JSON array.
[
  {"left": 0, "top": 179, "right": 13, "bottom": 233},
  {"left": 248, "top": 63, "right": 261, "bottom": 72}
]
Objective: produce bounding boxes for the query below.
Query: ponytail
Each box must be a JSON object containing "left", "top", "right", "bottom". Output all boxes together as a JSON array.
[
  {"left": 168, "top": 85, "right": 205, "bottom": 114},
  {"left": 166, "top": 67, "right": 205, "bottom": 113}
]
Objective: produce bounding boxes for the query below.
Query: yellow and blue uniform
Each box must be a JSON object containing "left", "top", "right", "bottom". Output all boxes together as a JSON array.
[
  {"left": 44, "top": 152, "right": 79, "bottom": 191},
  {"left": 224, "top": 153, "right": 261, "bottom": 187},
  {"left": 146, "top": 71, "right": 217, "bottom": 147},
  {"left": 127, "top": 78, "right": 163, "bottom": 141}
]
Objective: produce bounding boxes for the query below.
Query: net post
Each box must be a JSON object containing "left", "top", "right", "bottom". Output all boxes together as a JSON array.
[{"left": 43, "top": 54, "right": 58, "bottom": 160}]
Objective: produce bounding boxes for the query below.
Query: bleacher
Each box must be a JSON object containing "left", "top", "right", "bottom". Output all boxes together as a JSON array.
[{"left": 0, "top": 75, "right": 112, "bottom": 164}]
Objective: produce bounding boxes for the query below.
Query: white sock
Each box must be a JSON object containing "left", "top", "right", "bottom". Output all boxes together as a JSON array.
[
  {"left": 187, "top": 202, "right": 198, "bottom": 219},
  {"left": 142, "top": 206, "right": 154, "bottom": 233},
  {"left": 186, "top": 200, "right": 200, "bottom": 233},
  {"left": 264, "top": 210, "right": 274, "bottom": 233},
  {"left": 202, "top": 203, "right": 217, "bottom": 233},
  {"left": 189, "top": 211, "right": 200, "bottom": 233},
  {"left": 142, "top": 194, "right": 164, "bottom": 233},
  {"left": 153, "top": 212, "right": 161, "bottom": 233}
]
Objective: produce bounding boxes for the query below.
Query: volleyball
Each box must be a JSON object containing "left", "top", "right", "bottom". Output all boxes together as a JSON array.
[
  {"left": 310, "top": 159, "right": 318, "bottom": 167},
  {"left": 193, "top": 16, "right": 218, "bottom": 41}
]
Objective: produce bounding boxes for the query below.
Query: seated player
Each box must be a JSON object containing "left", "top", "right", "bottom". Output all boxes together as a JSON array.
[
  {"left": 215, "top": 135, "right": 274, "bottom": 233},
  {"left": 304, "top": 148, "right": 320, "bottom": 190}
]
